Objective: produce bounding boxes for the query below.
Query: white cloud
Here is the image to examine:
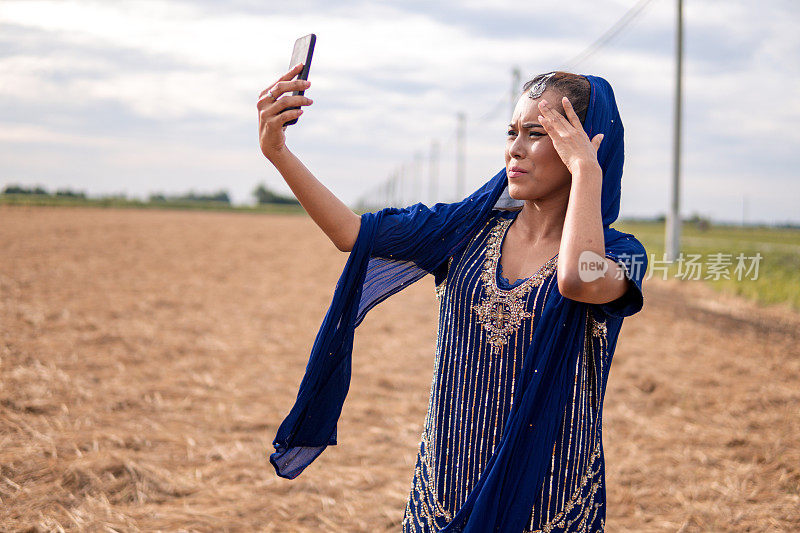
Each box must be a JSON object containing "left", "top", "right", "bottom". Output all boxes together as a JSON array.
[{"left": 0, "top": 0, "right": 797, "bottom": 223}]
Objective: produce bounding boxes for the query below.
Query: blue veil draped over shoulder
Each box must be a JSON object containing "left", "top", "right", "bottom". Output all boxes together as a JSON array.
[{"left": 270, "top": 75, "right": 648, "bottom": 532}]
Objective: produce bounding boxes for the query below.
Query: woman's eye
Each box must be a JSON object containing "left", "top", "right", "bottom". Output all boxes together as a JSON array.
[{"left": 507, "top": 130, "right": 544, "bottom": 137}]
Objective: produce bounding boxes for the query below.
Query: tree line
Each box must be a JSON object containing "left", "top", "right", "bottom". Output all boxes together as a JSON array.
[{"left": 2, "top": 183, "right": 299, "bottom": 206}]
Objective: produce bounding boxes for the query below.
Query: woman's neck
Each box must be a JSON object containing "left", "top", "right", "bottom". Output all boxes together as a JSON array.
[{"left": 514, "top": 195, "right": 568, "bottom": 244}]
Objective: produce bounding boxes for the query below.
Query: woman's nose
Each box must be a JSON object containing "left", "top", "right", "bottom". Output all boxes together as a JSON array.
[{"left": 509, "top": 136, "right": 525, "bottom": 159}]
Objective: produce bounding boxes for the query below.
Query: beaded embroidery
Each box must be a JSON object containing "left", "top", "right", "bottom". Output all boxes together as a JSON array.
[
  {"left": 434, "top": 257, "right": 453, "bottom": 300},
  {"left": 526, "top": 439, "right": 603, "bottom": 532},
  {"left": 472, "top": 217, "right": 558, "bottom": 355},
  {"left": 589, "top": 314, "right": 607, "bottom": 339},
  {"left": 435, "top": 281, "right": 447, "bottom": 300}
]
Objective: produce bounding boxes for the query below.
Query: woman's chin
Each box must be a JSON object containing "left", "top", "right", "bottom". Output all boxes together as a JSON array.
[{"left": 508, "top": 184, "right": 527, "bottom": 200}]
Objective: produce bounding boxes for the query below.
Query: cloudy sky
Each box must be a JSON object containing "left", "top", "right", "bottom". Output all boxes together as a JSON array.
[{"left": 1, "top": 0, "right": 798, "bottom": 224}]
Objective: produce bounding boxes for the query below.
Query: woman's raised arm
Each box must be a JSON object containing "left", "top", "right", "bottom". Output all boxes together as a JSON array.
[
  {"left": 258, "top": 64, "right": 361, "bottom": 252},
  {"left": 267, "top": 149, "right": 361, "bottom": 252}
]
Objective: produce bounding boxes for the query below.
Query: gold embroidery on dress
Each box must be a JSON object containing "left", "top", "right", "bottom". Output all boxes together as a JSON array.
[
  {"left": 523, "top": 307, "right": 606, "bottom": 533},
  {"left": 525, "top": 439, "right": 604, "bottom": 532},
  {"left": 588, "top": 312, "right": 608, "bottom": 367},
  {"left": 434, "top": 256, "right": 454, "bottom": 300},
  {"left": 418, "top": 429, "right": 455, "bottom": 522},
  {"left": 589, "top": 314, "right": 607, "bottom": 339},
  {"left": 472, "top": 217, "right": 557, "bottom": 355},
  {"left": 435, "top": 281, "right": 447, "bottom": 300}
]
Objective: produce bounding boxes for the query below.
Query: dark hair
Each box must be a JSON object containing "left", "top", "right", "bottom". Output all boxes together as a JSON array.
[{"left": 521, "top": 71, "right": 591, "bottom": 125}]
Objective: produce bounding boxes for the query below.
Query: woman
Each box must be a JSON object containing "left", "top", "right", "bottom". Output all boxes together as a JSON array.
[{"left": 259, "top": 64, "right": 648, "bottom": 532}]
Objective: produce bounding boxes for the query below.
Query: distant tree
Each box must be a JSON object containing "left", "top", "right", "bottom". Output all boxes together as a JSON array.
[
  {"left": 99, "top": 193, "right": 128, "bottom": 200},
  {"left": 147, "top": 189, "right": 230, "bottom": 204},
  {"left": 3, "top": 184, "right": 50, "bottom": 195},
  {"left": 686, "top": 211, "right": 711, "bottom": 231},
  {"left": 209, "top": 190, "right": 230, "bottom": 203},
  {"left": 2, "top": 184, "right": 26, "bottom": 194},
  {"left": 252, "top": 184, "right": 270, "bottom": 204},
  {"left": 252, "top": 183, "right": 299, "bottom": 205},
  {"left": 55, "top": 188, "right": 87, "bottom": 198},
  {"left": 186, "top": 190, "right": 230, "bottom": 203}
]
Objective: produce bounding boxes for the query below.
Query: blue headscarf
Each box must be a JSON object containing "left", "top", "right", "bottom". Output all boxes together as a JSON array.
[{"left": 270, "top": 75, "right": 647, "bottom": 531}]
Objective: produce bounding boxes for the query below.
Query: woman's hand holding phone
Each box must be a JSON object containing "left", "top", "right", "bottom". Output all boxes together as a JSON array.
[
  {"left": 257, "top": 63, "right": 314, "bottom": 161},
  {"left": 256, "top": 57, "right": 360, "bottom": 252}
]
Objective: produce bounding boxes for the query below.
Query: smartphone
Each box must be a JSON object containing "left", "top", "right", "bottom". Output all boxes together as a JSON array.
[{"left": 283, "top": 33, "right": 315, "bottom": 127}]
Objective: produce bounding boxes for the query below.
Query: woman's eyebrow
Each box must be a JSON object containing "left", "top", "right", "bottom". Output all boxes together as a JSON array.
[{"left": 507, "top": 122, "right": 543, "bottom": 129}]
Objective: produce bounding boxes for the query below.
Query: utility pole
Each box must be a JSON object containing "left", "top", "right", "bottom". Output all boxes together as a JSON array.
[
  {"left": 387, "top": 170, "right": 395, "bottom": 207},
  {"left": 456, "top": 112, "right": 466, "bottom": 201},
  {"left": 390, "top": 168, "right": 397, "bottom": 207},
  {"left": 398, "top": 163, "right": 406, "bottom": 206},
  {"left": 414, "top": 151, "right": 423, "bottom": 202},
  {"left": 429, "top": 140, "right": 439, "bottom": 204},
  {"left": 742, "top": 195, "right": 747, "bottom": 226},
  {"left": 665, "top": 0, "right": 683, "bottom": 261},
  {"left": 511, "top": 66, "right": 522, "bottom": 119}
]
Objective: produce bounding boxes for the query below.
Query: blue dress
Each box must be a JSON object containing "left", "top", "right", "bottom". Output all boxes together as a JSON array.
[
  {"left": 271, "top": 76, "right": 645, "bottom": 531},
  {"left": 402, "top": 208, "right": 628, "bottom": 532}
]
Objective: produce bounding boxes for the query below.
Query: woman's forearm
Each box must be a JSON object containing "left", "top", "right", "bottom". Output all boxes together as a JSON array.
[
  {"left": 557, "top": 162, "right": 629, "bottom": 304},
  {"left": 557, "top": 162, "right": 605, "bottom": 290},
  {"left": 268, "top": 148, "right": 361, "bottom": 252}
]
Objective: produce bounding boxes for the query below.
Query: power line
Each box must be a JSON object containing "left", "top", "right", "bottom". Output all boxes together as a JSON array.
[
  {"left": 479, "top": 0, "right": 657, "bottom": 124},
  {"left": 477, "top": 94, "right": 507, "bottom": 122},
  {"left": 357, "top": 0, "right": 659, "bottom": 210},
  {"left": 559, "top": 0, "right": 657, "bottom": 71}
]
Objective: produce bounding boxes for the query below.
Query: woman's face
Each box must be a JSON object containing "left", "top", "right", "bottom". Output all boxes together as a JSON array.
[{"left": 504, "top": 89, "right": 573, "bottom": 201}]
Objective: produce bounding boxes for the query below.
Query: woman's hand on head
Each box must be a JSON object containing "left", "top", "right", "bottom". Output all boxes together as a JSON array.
[
  {"left": 257, "top": 63, "right": 314, "bottom": 162},
  {"left": 537, "top": 96, "right": 603, "bottom": 176}
]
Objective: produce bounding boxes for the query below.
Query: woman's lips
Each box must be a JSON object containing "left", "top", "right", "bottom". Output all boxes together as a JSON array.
[{"left": 508, "top": 168, "right": 528, "bottom": 178}]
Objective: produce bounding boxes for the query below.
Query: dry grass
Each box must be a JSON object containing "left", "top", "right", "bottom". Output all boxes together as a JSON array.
[{"left": 0, "top": 205, "right": 798, "bottom": 532}]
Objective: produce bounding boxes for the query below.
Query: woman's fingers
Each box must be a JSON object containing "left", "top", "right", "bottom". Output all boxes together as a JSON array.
[
  {"left": 272, "top": 78, "right": 311, "bottom": 99},
  {"left": 259, "top": 64, "right": 306, "bottom": 99},
  {"left": 257, "top": 80, "right": 311, "bottom": 109},
  {"left": 259, "top": 64, "right": 300, "bottom": 97},
  {"left": 274, "top": 94, "right": 313, "bottom": 111},
  {"left": 591, "top": 133, "right": 604, "bottom": 152},
  {"left": 269, "top": 106, "right": 303, "bottom": 126},
  {"left": 277, "top": 63, "right": 304, "bottom": 84},
  {"left": 537, "top": 113, "right": 550, "bottom": 133},
  {"left": 258, "top": 95, "right": 313, "bottom": 117},
  {"left": 259, "top": 79, "right": 309, "bottom": 103},
  {"left": 561, "top": 96, "right": 582, "bottom": 129},
  {"left": 538, "top": 99, "right": 569, "bottom": 132},
  {"left": 537, "top": 100, "right": 556, "bottom": 133}
]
